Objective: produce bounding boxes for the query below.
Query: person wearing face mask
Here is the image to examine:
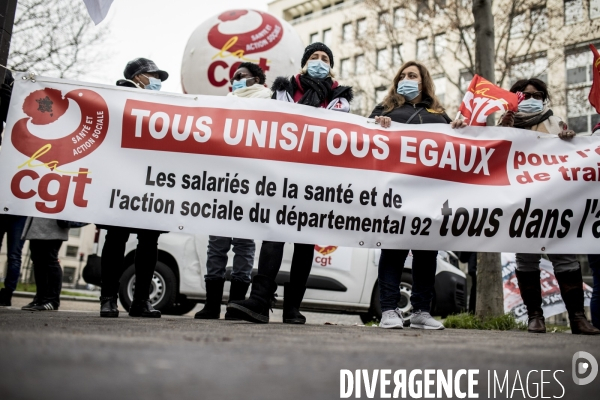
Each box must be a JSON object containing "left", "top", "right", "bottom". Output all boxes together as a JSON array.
[
  {"left": 493, "top": 78, "right": 598, "bottom": 335},
  {"left": 227, "top": 62, "right": 272, "bottom": 99},
  {"left": 227, "top": 43, "right": 353, "bottom": 325},
  {"left": 369, "top": 61, "right": 450, "bottom": 331},
  {"left": 194, "top": 63, "right": 269, "bottom": 321},
  {"left": 97, "top": 58, "right": 169, "bottom": 319}
]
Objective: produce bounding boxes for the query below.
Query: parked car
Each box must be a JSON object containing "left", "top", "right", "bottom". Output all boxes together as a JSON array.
[{"left": 83, "top": 229, "right": 467, "bottom": 322}]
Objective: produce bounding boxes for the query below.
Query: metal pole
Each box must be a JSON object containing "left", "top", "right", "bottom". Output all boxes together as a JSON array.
[{"left": 0, "top": 0, "right": 17, "bottom": 83}]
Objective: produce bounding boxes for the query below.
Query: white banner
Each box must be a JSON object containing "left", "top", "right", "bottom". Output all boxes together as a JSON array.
[{"left": 1, "top": 75, "right": 600, "bottom": 253}]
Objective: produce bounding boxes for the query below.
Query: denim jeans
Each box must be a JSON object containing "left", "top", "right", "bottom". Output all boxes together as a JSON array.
[
  {"left": 0, "top": 215, "right": 27, "bottom": 291},
  {"left": 100, "top": 227, "right": 161, "bottom": 300},
  {"left": 588, "top": 254, "right": 600, "bottom": 329},
  {"left": 206, "top": 236, "right": 255, "bottom": 283},
  {"left": 30, "top": 239, "right": 63, "bottom": 307},
  {"left": 378, "top": 249, "right": 438, "bottom": 313},
  {"left": 257, "top": 241, "right": 313, "bottom": 287}
]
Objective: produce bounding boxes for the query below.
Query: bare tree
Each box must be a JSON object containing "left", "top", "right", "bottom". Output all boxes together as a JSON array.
[
  {"left": 346, "top": 0, "right": 579, "bottom": 114},
  {"left": 8, "top": 0, "right": 109, "bottom": 78}
]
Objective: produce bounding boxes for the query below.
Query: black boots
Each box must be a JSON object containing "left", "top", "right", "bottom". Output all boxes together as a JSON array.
[
  {"left": 226, "top": 275, "right": 277, "bottom": 323},
  {"left": 555, "top": 269, "right": 600, "bottom": 335},
  {"left": 100, "top": 296, "right": 119, "bottom": 318},
  {"left": 194, "top": 279, "right": 225, "bottom": 319},
  {"left": 0, "top": 288, "right": 13, "bottom": 306},
  {"left": 515, "top": 270, "right": 546, "bottom": 333},
  {"left": 224, "top": 279, "right": 251, "bottom": 320},
  {"left": 282, "top": 282, "right": 307, "bottom": 324},
  {"left": 129, "top": 299, "right": 161, "bottom": 318}
]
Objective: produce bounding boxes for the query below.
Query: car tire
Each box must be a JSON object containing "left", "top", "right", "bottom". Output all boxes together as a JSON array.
[
  {"left": 119, "top": 261, "right": 177, "bottom": 313},
  {"left": 360, "top": 272, "right": 413, "bottom": 324}
]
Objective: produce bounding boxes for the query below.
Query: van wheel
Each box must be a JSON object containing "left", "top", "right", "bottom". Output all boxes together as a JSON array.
[
  {"left": 360, "top": 272, "right": 413, "bottom": 324},
  {"left": 119, "top": 261, "right": 177, "bottom": 313}
]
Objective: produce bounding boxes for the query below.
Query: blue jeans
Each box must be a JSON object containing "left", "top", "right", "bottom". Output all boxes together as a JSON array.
[
  {"left": 0, "top": 215, "right": 27, "bottom": 291},
  {"left": 588, "top": 254, "right": 600, "bottom": 329},
  {"left": 379, "top": 249, "right": 438, "bottom": 313},
  {"left": 206, "top": 236, "right": 255, "bottom": 283}
]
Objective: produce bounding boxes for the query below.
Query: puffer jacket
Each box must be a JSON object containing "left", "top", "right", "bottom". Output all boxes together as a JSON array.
[
  {"left": 22, "top": 217, "right": 69, "bottom": 241},
  {"left": 271, "top": 75, "right": 353, "bottom": 110},
  {"left": 369, "top": 96, "right": 451, "bottom": 124}
]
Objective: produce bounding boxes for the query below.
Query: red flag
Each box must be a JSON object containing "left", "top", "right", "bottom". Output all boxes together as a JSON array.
[
  {"left": 589, "top": 44, "right": 600, "bottom": 114},
  {"left": 458, "top": 74, "right": 519, "bottom": 126}
]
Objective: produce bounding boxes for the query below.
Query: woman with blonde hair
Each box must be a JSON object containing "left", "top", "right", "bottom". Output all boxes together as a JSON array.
[{"left": 369, "top": 61, "right": 450, "bottom": 330}]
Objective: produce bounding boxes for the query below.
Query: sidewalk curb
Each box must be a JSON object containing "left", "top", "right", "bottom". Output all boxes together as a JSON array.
[{"left": 13, "top": 291, "right": 99, "bottom": 303}]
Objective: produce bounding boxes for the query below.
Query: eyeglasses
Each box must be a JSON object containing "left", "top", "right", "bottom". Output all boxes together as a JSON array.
[{"left": 522, "top": 91, "right": 544, "bottom": 101}]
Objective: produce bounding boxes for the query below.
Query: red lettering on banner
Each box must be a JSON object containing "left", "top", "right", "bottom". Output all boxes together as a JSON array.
[{"left": 121, "top": 100, "right": 512, "bottom": 185}]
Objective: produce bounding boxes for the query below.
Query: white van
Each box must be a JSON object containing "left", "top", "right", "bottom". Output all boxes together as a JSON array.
[{"left": 83, "top": 230, "right": 467, "bottom": 322}]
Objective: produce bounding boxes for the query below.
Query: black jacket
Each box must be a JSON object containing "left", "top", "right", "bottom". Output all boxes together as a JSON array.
[{"left": 369, "top": 96, "right": 451, "bottom": 125}]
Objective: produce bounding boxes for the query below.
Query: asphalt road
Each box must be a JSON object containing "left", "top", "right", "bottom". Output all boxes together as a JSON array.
[{"left": 1, "top": 306, "right": 599, "bottom": 400}]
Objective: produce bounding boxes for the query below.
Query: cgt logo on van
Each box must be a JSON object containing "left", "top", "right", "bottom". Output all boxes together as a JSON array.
[
  {"left": 9, "top": 87, "right": 109, "bottom": 213},
  {"left": 314, "top": 245, "right": 338, "bottom": 267}
]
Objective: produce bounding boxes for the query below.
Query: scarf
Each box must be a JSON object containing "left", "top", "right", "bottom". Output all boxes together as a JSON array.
[
  {"left": 512, "top": 106, "right": 553, "bottom": 129},
  {"left": 297, "top": 74, "right": 333, "bottom": 107},
  {"left": 228, "top": 84, "right": 272, "bottom": 99}
]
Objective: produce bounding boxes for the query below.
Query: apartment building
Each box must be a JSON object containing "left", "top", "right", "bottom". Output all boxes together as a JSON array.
[
  {"left": 268, "top": 0, "right": 600, "bottom": 133},
  {"left": 0, "top": 223, "right": 96, "bottom": 289}
]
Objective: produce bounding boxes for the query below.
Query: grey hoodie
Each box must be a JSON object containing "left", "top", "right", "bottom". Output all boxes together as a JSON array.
[{"left": 22, "top": 217, "right": 69, "bottom": 241}]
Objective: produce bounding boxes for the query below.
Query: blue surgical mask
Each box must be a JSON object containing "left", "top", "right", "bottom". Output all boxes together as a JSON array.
[
  {"left": 143, "top": 76, "right": 162, "bottom": 91},
  {"left": 232, "top": 78, "right": 247, "bottom": 92},
  {"left": 307, "top": 60, "right": 330, "bottom": 79},
  {"left": 518, "top": 98, "right": 543, "bottom": 113},
  {"left": 397, "top": 79, "right": 420, "bottom": 100}
]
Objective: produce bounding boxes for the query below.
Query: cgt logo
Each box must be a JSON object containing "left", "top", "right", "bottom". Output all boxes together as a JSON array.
[
  {"left": 572, "top": 351, "right": 598, "bottom": 386},
  {"left": 314, "top": 245, "right": 337, "bottom": 267},
  {"left": 9, "top": 87, "right": 109, "bottom": 213}
]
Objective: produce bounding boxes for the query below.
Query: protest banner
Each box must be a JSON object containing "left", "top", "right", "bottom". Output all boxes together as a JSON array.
[
  {"left": 1, "top": 74, "right": 599, "bottom": 253},
  {"left": 502, "top": 253, "right": 592, "bottom": 321}
]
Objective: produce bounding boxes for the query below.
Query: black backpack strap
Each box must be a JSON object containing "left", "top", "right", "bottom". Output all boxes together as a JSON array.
[{"left": 405, "top": 107, "right": 424, "bottom": 124}]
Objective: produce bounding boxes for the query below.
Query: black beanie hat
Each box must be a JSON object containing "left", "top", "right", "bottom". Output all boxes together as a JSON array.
[{"left": 301, "top": 42, "right": 334, "bottom": 68}]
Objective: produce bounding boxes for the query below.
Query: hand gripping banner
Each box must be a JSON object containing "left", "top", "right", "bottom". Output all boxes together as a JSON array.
[{"left": 1, "top": 74, "right": 599, "bottom": 253}]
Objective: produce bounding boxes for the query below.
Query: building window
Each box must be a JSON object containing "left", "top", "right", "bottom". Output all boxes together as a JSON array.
[
  {"left": 510, "top": 13, "right": 527, "bottom": 38},
  {"left": 416, "top": 0, "right": 429, "bottom": 20},
  {"left": 66, "top": 245, "right": 79, "bottom": 258},
  {"left": 323, "top": 29, "right": 332, "bottom": 46},
  {"left": 342, "top": 23, "right": 353, "bottom": 42},
  {"left": 531, "top": 7, "right": 548, "bottom": 33},
  {"left": 69, "top": 228, "right": 81, "bottom": 237},
  {"left": 564, "top": 0, "right": 584, "bottom": 25},
  {"left": 566, "top": 48, "right": 600, "bottom": 133},
  {"left": 63, "top": 267, "right": 76, "bottom": 284},
  {"left": 459, "top": 69, "right": 474, "bottom": 93},
  {"left": 416, "top": 38, "right": 429, "bottom": 60},
  {"left": 434, "top": 34, "right": 446, "bottom": 58},
  {"left": 591, "top": 0, "right": 600, "bottom": 19},
  {"left": 310, "top": 32, "right": 319, "bottom": 44},
  {"left": 340, "top": 58, "right": 351, "bottom": 78},
  {"left": 433, "top": 75, "right": 447, "bottom": 105},
  {"left": 394, "top": 7, "right": 406, "bottom": 28},
  {"left": 392, "top": 44, "right": 404, "bottom": 66},
  {"left": 376, "top": 48, "right": 389, "bottom": 71},
  {"left": 355, "top": 54, "right": 365, "bottom": 75},
  {"left": 375, "top": 86, "right": 388, "bottom": 105},
  {"left": 509, "top": 54, "right": 548, "bottom": 85},
  {"left": 378, "top": 11, "right": 390, "bottom": 33},
  {"left": 434, "top": 0, "right": 447, "bottom": 12},
  {"left": 356, "top": 18, "right": 367, "bottom": 39}
]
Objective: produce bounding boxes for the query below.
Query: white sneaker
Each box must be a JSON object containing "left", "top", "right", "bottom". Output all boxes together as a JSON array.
[
  {"left": 410, "top": 311, "right": 445, "bottom": 330},
  {"left": 380, "top": 308, "right": 404, "bottom": 329}
]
